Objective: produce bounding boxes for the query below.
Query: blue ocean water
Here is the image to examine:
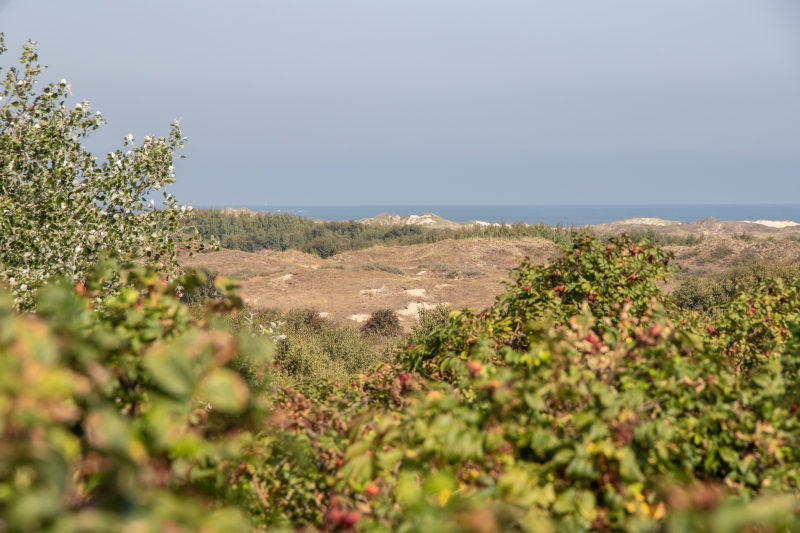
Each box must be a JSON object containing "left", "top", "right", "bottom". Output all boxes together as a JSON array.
[{"left": 201, "top": 205, "right": 800, "bottom": 227}]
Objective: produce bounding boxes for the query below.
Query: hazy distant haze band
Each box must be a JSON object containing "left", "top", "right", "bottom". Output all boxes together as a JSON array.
[
  {"left": 175, "top": 151, "right": 800, "bottom": 206},
  {"left": 198, "top": 205, "right": 800, "bottom": 227}
]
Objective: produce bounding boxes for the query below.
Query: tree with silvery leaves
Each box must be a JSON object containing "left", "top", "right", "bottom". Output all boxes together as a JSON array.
[{"left": 0, "top": 34, "right": 208, "bottom": 310}]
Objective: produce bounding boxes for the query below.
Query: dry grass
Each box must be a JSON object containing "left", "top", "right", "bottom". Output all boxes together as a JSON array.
[
  {"left": 180, "top": 238, "right": 558, "bottom": 330},
  {"left": 181, "top": 236, "right": 800, "bottom": 328}
]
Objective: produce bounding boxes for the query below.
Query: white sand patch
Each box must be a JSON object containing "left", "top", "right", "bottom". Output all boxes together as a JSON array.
[
  {"left": 467, "top": 220, "right": 502, "bottom": 227},
  {"left": 359, "top": 286, "right": 391, "bottom": 297},
  {"left": 434, "top": 284, "right": 452, "bottom": 290},
  {"left": 269, "top": 273, "right": 293, "bottom": 284},
  {"left": 743, "top": 220, "right": 799, "bottom": 228},
  {"left": 404, "top": 288, "right": 427, "bottom": 298},
  {"left": 396, "top": 302, "right": 446, "bottom": 318},
  {"left": 415, "top": 271, "right": 427, "bottom": 276},
  {"left": 348, "top": 314, "right": 371, "bottom": 323},
  {"left": 610, "top": 218, "right": 681, "bottom": 226},
  {"left": 318, "top": 312, "right": 330, "bottom": 318},
  {"left": 407, "top": 214, "right": 438, "bottom": 225}
]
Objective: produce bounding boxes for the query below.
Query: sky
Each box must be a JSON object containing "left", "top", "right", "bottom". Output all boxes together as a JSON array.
[{"left": 1, "top": 1, "right": 799, "bottom": 206}]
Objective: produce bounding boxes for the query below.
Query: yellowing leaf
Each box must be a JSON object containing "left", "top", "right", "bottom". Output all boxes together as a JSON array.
[{"left": 200, "top": 368, "right": 250, "bottom": 414}]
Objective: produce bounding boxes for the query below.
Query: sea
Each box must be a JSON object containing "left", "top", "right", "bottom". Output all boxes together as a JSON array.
[{"left": 203, "top": 205, "right": 800, "bottom": 227}]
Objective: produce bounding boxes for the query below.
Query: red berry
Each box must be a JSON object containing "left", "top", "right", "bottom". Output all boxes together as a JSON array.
[
  {"left": 364, "top": 482, "right": 380, "bottom": 497},
  {"left": 341, "top": 511, "right": 361, "bottom": 527},
  {"left": 399, "top": 372, "right": 409, "bottom": 383},
  {"left": 524, "top": 285, "right": 530, "bottom": 291},
  {"left": 792, "top": 405, "right": 798, "bottom": 413},
  {"left": 585, "top": 333, "right": 602, "bottom": 350},
  {"left": 466, "top": 361, "right": 482, "bottom": 377}
]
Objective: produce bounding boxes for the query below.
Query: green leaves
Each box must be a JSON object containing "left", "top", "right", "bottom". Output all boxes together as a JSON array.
[
  {"left": 201, "top": 368, "right": 250, "bottom": 414},
  {"left": 0, "top": 261, "right": 269, "bottom": 533},
  {"left": 0, "top": 36, "right": 204, "bottom": 311}
]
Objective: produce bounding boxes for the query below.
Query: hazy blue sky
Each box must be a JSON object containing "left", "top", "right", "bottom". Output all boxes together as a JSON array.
[{"left": 2, "top": 1, "right": 799, "bottom": 205}]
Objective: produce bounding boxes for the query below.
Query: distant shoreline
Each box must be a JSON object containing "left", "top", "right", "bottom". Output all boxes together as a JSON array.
[{"left": 194, "top": 204, "right": 800, "bottom": 227}]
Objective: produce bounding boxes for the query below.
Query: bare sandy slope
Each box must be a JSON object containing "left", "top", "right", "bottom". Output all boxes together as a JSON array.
[
  {"left": 182, "top": 236, "right": 800, "bottom": 328},
  {"left": 180, "top": 238, "right": 559, "bottom": 328},
  {"left": 595, "top": 218, "right": 800, "bottom": 239}
]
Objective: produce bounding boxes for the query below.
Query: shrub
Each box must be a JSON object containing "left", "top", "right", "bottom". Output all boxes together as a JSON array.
[
  {"left": 361, "top": 309, "right": 403, "bottom": 337},
  {"left": 709, "top": 243, "right": 734, "bottom": 261},
  {"left": 0, "top": 35, "right": 204, "bottom": 310},
  {"left": 274, "top": 309, "right": 386, "bottom": 383},
  {"left": 252, "top": 233, "right": 800, "bottom": 532},
  {"left": 673, "top": 260, "right": 800, "bottom": 312},
  {"left": 362, "top": 263, "right": 405, "bottom": 275},
  {"left": 407, "top": 304, "right": 452, "bottom": 345},
  {"left": 0, "top": 260, "right": 270, "bottom": 532},
  {"left": 179, "top": 267, "right": 223, "bottom": 305}
]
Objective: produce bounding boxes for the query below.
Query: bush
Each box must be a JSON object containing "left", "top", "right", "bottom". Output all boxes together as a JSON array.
[
  {"left": 246, "top": 232, "right": 800, "bottom": 532},
  {"left": 361, "top": 309, "right": 403, "bottom": 337},
  {"left": 179, "top": 267, "right": 223, "bottom": 305},
  {"left": 673, "top": 260, "right": 800, "bottom": 312},
  {"left": 0, "top": 260, "right": 270, "bottom": 532},
  {"left": 407, "top": 304, "right": 452, "bottom": 345},
  {"left": 362, "top": 263, "right": 405, "bottom": 275},
  {"left": 0, "top": 35, "right": 204, "bottom": 310}
]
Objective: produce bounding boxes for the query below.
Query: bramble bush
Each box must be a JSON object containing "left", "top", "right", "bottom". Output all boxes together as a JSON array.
[
  {"left": 239, "top": 233, "right": 800, "bottom": 533},
  {"left": 0, "top": 260, "right": 272, "bottom": 532}
]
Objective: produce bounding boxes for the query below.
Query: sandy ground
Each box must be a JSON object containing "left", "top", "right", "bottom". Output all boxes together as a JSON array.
[
  {"left": 180, "top": 238, "right": 558, "bottom": 329},
  {"left": 181, "top": 236, "right": 800, "bottom": 329}
]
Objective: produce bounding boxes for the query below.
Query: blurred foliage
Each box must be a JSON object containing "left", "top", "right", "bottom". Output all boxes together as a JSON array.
[
  {"left": 0, "top": 259, "right": 271, "bottom": 532},
  {"left": 3, "top": 235, "right": 800, "bottom": 532}
]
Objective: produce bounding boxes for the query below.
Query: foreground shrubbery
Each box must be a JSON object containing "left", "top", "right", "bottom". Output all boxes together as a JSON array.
[
  {"left": 5, "top": 234, "right": 800, "bottom": 532},
  {"left": 251, "top": 233, "right": 800, "bottom": 532},
  {"left": 0, "top": 260, "right": 271, "bottom": 532}
]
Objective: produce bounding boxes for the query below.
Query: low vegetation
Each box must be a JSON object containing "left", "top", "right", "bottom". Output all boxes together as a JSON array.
[
  {"left": 189, "top": 209, "right": 576, "bottom": 257},
  {"left": 189, "top": 210, "right": 709, "bottom": 260},
  {"left": 360, "top": 309, "right": 403, "bottom": 338},
  {"left": 673, "top": 259, "right": 800, "bottom": 313}
]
